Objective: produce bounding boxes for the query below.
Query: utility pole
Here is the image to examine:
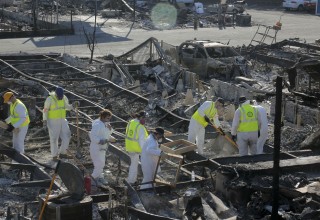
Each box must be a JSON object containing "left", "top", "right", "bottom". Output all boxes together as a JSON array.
[{"left": 271, "top": 76, "right": 282, "bottom": 220}]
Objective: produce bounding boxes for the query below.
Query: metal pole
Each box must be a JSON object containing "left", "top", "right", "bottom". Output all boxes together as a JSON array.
[
  {"left": 271, "top": 76, "right": 282, "bottom": 219},
  {"left": 56, "top": 0, "right": 59, "bottom": 24}
]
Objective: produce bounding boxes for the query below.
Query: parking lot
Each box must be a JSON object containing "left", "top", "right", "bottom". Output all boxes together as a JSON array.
[{"left": 0, "top": 5, "right": 319, "bottom": 57}]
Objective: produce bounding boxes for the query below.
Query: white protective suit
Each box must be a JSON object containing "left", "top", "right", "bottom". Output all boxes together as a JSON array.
[
  {"left": 231, "top": 100, "right": 258, "bottom": 156},
  {"left": 140, "top": 134, "right": 161, "bottom": 189},
  {"left": 188, "top": 101, "right": 220, "bottom": 154},
  {"left": 89, "top": 119, "right": 113, "bottom": 179},
  {"left": 127, "top": 119, "right": 147, "bottom": 184},
  {"left": 254, "top": 102, "right": 268, "bottom": 154},
  {"left": 5, "top": 101, "right": 29, "bottom": 153},
  {"left": 43, "top": 92, "right": 72, "bottom": 158}
]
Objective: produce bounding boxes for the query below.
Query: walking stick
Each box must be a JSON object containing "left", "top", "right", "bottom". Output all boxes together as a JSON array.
[
  {"left": 39, "top": 160, "right": 61, "bottom": 220},
  {"left": 210, "top": 123, "right": 238, "bottom": 149}
]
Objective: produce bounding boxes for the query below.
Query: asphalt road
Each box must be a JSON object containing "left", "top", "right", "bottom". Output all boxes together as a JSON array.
[{"left": 0, "top": 6, "right": 319, "bottom": 57}]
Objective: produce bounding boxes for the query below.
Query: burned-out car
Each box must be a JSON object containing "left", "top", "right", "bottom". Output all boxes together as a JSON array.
[{"left": 178, "top": 40, "right": 250, "bottom": 80}]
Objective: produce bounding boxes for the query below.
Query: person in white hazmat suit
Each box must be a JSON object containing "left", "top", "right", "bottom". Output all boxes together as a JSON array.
[
  {"left": 140, "top": 128, "right": 165, "bottom": 189},
  {"left": 231, "top": 96, "right": 259, "bottom": 156},
  {"left": 188, "top": 97, "right": 225, "bottom": 154},
  {"left": 3, "top": 92, "right": 30, "bottom": 154},
  {"left": 89, "top": 109, "right": 113, "bottom": 186},
  {"left": 125, "top": 111, "right": 148, "bottom": 184},
  {"left": 252, "top": 100, "right": 268, "bottom": 154},
  {"left": 43, "top": 87, "right": 73, "bottom": 161}
]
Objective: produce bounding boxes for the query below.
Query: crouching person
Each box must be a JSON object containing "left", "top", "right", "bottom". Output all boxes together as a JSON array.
[{"left": 89, "top": 109, "right": 113, "bottom": 186}]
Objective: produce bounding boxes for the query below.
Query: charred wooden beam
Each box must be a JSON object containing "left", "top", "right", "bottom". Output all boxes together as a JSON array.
[
  {"left": 11, "top": 180, "right": 52, "bottom": 187},
  {"left": 0, "top": 143, "right": 60, "bottom": 189},
  {"left": 123, "top": 205, "right": 179, "bottom": 220},
  {"left": 212, "top": 153, "right": 295, "bottom": 165},
  {"left": 252, "top": 52, "right": 296, "bottom": 68},
  {"left": 0, "top": 162, "right": 36, "bottom": 172},
  {"left": 271, "top": 40, "right": 320, "bottom": 52},
  {"left": 231, "top": 156, "right": 320, "bottom": 176}
]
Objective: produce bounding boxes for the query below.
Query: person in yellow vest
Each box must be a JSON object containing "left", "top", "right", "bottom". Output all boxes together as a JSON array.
[
  {"left": 125, "top": 111, "right": 148, "bottom": 184},
  {"left": 231, "top": 96, "right": 259, "bottom": 156},
  {"left": 43, "top": 87, "right": 73, "bottom": 161},
  {"left": 3, "top": 92, "right": 30, "bottom": 154},
  {"left": 188, "top": 97, "right": 225, "bottom": 154}
]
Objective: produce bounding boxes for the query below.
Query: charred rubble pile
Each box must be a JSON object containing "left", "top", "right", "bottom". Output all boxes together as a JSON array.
[{"left": 0, "top": 36, "right": 320, "bottom": 219}]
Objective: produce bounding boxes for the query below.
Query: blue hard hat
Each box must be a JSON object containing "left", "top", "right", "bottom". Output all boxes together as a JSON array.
[{"left": 55, "top": 87, "right": 64, "bottom": 99}]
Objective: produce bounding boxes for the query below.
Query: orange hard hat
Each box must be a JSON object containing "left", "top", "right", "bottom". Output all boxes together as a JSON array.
[{"left": 3, "top": 92, "right": 13, "bottom": 103}]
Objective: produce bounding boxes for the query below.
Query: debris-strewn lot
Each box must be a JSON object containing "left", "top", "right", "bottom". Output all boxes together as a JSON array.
[{"left": 0, "top": 1, "right": 320, "bottom": 219}]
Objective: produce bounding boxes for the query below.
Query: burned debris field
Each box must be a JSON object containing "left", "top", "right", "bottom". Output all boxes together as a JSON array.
[
  {"left": 0, "top": 0, "right": 320, "bottom": 220},
  {"left": 0, "top": 36, "right": 319, "bottom": 219}
]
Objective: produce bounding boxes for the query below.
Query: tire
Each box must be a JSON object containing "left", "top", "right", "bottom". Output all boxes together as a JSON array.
[{"left": 297, "top": 5, "right": 304, "bottom": 12}]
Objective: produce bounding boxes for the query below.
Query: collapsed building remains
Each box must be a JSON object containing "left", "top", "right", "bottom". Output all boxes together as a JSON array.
[{"left": 0, "top": 34, "right": 319, "bottom": 219}]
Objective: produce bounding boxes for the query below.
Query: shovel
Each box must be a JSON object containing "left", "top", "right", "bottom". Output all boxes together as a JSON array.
[
  {"left": 39, "top": 160, "right": 61, "bottom": 220},
  {"left": 209, "top": 123, "right": 238, "bottom": 150}
]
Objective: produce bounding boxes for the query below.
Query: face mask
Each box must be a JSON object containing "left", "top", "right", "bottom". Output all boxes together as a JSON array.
[
  {"left": 139, "top": 118, "right": 146, "bottom": 125},
  {"left": 158, "top": 138, "right": 163, "bottom": 143},
  {"left": 7, "top": 101, "right": 12, "bottom": 105}
]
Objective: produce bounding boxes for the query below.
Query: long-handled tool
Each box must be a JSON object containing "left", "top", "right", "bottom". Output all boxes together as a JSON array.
[
  {"left": 75, "top": 102, "right": 82, "bottom": 159},
  {"left": 209, "top": 123, "right": 238, "bottom": 149},
  {"left": 39, "top": 160, "right": 61, "bottom": 220}
]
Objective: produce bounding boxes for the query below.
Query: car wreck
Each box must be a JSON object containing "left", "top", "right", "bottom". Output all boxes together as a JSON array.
[{"left": 178, "top": 40, "right": 250, "bottom": 80}]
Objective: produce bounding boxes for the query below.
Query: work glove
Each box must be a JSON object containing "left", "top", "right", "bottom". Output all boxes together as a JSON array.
[
  {"left": 232, "top": 135, "right": 237, "bottom": 142},
  {"left": 73, "top": 101, "right": 80, "bottom": 109},
  {"left": 6, "top": 123, "right": 14, "bottom": 132},
  {"left": 13, "top": 128, "right": 20, "bottom": 133},
  {"left": 218, "top": 127, "right": 225, "bottom": 136},
  {"left": 99, "top": 139, "right": 109, "bottom": 145}
]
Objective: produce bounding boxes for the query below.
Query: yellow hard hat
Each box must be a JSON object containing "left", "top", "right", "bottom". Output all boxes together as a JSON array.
[{"left": 3, "top": 92, "right": 13, "bottom": 103}]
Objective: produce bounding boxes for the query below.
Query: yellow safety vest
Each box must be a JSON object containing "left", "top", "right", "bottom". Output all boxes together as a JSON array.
[
  {"left": 192, "top": 102, "right": 217, "bottom": 127},
  {"left": 10, "top": 99, "right": 30, "bottom": 127},
  {"left": 237, "top": 104, "right": 258, "bottom": 132},
  {"left": 47, "top": 95, "right": 66, "bottom": 119},
  {"left": 125, "top": 119, "right": 148, "bottom": 153}
]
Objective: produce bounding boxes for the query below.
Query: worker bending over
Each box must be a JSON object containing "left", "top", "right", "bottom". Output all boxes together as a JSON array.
[
  {"left": 125, "top": 111, "right": 148, "bottom": 184},
  {"left": 188, "top": 97, "right": 225, "bottom": 154},
  {"left": 3, "top": 92, "right": 30, "bottom": 154},
  {"left": 231, "top": 96, "right": 259, "bottom": 156},
  {"left": 89, "top": 109, "right": 113, "bottom": 186},
  {"left": 43, "top": 87, "right": 73, "bottom": 161},
  {"left": 140, "top": 128, "right": 165, "bottom": 189}
]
